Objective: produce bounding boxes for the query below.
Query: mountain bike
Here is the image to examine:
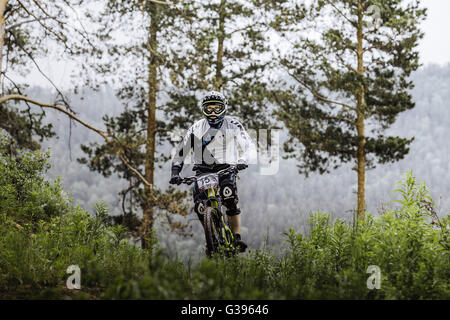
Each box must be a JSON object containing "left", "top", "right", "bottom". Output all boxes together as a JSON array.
[{"left": 182, "top": 165, "right": 242, "bottom": 257}]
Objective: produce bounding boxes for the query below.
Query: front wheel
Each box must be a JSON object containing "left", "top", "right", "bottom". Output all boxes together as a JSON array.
[
  {"left": 204, "top": 207, "right": 236, "bottom": 257},
  {"left": 204, "top": 207, "right": 219, "bottom": 256}
]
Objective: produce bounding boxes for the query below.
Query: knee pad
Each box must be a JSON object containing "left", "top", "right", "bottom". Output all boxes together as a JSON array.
[
  {"left": 220, "top": 177, "right": 240, "bottom": 216},
  {"left": 223, "top": 195, "right": 240, "bottom": 216},
  {"left": 222, "top": 189, "right": 239, "bottom": 210},
  {"left": 226, "top": 205, "right": 241, "bottom": 216},
  {"left": 194, "top": 201, "right": 206, "bottom": 222},
  {"left": 220, "top": 181, "right": 237, "bottom": 201}
]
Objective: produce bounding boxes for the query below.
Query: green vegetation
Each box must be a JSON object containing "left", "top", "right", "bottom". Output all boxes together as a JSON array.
[
  {"left": 0, "top": 135, "right": 148, "bottom": 298},
  {"left": 1, "top": 137, "right": 448, "bottom": 299}
]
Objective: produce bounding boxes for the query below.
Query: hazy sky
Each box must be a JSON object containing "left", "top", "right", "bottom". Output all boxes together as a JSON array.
[
  {"left": 27, "top": 0, "right": 450, "bottom": 89},
  {"left": 419, "top": 0, "right": 450, "bottom": 66}
]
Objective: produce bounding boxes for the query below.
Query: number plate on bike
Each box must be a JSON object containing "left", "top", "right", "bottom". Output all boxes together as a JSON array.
[{"left": 197, "top": 173, "right": 219, "bottom": 192}]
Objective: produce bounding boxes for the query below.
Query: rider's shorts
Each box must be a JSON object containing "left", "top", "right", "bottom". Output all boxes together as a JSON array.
[{"left": 193, "top": 170, "right": 241, "bottom": 222}]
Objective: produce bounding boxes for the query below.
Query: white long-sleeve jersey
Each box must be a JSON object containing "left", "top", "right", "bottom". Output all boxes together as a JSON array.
[{"left": 171, "top": 116, "right": 257, "bottom": 170}]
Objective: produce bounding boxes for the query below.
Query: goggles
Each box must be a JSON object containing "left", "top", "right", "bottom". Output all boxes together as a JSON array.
[{"left": 203, "top": 103, "right": 225, "bottom": 115}]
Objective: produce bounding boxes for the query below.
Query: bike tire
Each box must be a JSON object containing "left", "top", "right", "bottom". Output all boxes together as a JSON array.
[
  {"left": 205, "top": 207, "right": 237, "bottom": 257},
  {"left": 204, "top": 207, "right": 219, "bottom": 255}
]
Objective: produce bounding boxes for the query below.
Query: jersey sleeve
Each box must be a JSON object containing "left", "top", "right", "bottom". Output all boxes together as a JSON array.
[
  {"left": 171, "top": 124, "right": 195, "bottom": 170},
  {"left": 233, "top": 119, "right": 257, "bottom": 165}
]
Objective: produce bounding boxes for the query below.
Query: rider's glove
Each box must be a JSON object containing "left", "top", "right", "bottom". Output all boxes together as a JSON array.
[
  {"left": 236, "top": 161, "right": 248, "bottom": 171},
  {"left": 170, "top": 175, "right": 182, "bottom": 185},
  {"left": 169, "top": 166, "right": 183, "bottom": 185}
]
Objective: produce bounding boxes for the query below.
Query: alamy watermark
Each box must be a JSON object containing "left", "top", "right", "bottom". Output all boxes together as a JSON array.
[
  {"left": 366, "top": 5, "right": 383, "bottom": 29},
  {"left": 366, "top": 265, "right": 381, "bottom": 290},
  {"left": 66, "top": 265, "right": 81, "bottom": 290}
]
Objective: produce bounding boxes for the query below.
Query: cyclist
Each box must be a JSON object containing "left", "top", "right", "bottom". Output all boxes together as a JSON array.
[{"left": 169, "top": 91, "right": 256, "bottom": 253}]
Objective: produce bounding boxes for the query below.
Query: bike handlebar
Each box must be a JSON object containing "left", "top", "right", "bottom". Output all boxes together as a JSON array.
[{"left": 181, "top": 165, "right": 241, "bottom": 185}]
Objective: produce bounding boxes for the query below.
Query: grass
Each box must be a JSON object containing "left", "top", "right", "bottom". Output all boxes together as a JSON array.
[{"left": 0, "top": 136, "right": 449, "bottom": 299}]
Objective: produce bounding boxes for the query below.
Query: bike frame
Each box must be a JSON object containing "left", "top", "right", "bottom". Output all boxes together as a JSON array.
[
  {"left": 182, "top": 166, "right": 238, "bottom": 251},
  {"left": 204, "top": 182, "right": 235, "bottom": 247}
]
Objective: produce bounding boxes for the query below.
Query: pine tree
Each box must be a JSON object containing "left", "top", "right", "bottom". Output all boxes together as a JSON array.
[
  {"left": 272, "top": 0, "right": 426, "bottom": 218},
  {"left": 164, "top": 0, "right": 284, "bottom": 131},
  {"left": 77, "top": 0, "right": 192, "bottom": 247}
]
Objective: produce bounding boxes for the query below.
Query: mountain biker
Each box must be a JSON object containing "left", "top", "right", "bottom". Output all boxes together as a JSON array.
[{"left": 169, "top": 91, "right": 256, "bottom": 254}]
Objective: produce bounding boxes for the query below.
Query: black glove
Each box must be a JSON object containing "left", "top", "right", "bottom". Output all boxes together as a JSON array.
[
  {"left": 169, "top": 166, "right": 183, "bottom": 185},
  {"left": 170, "top": 175, "right": 182, "bottom": 185},
  {"left": 236, "top": 163, "right": 248, "bottom": 171}
]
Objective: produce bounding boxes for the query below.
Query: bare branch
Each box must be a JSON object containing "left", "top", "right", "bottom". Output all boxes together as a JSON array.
[
  {"left": 31, "top": 0, "right": 65, "bottom": 24},
  {"left": 324, "top": 0, "right": 357, "bottom": 28},
  {"left": 140, "top": 0, "right": 172, "bottom": 6},
  {"left": 284, "top": 69, "right": 357, "bottom": 111},
  {"left": 119, "top": 154, "right": 151, "bottom": 187},
  {"left": 0, "top": 94, "right": 152, "bottom": 187},
  {"left": 10, "top": 31, "right": 73, "bottom": 112},
  {"left": 271, "top": 89, "right": 355, "bottom": 126},
  {"left": 0, "top": 94, "right": 107, "bottom": 138},
  {"left": 16, "top": 0, "right": 72, "bottom": 53},
  {"left": 3, "top": 73, "right": 33, "bottom": 112},
  {"left": 334, "top": 53, "right": 358, "bottom": 73},
  {"left": 31, "top": 0, "right": 97, "bottom": 50},
  {"left": 5, "top": 17, "right": 51, "bottom": 32}
]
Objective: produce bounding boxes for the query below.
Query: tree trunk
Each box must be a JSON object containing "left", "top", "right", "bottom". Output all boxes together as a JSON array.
[
  {"left": 141, "top": 3, "right": 158, "bottom": 249},
  {"left": 356, "top": 0, "right": 366, "bottom": 219},
  {"left": 215, "top": 0, "right": 226, "bottom": 90},
  {"left": 356, "top": 109, "right": 366, "bottom": 219},
  {"left": 0, "top": 0, "right": 8, "bottom": 92}
]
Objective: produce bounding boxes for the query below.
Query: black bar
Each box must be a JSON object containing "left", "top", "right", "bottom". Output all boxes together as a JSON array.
[{"left": 1, "top": 300, "right": 448, "bottom": 319}]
